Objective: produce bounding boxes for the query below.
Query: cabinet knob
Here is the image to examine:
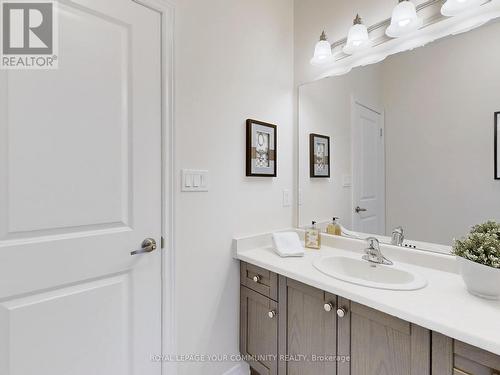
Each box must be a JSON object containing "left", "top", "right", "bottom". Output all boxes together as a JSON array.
[
  {"left": 267, "top": 310, "right": 277, "bottom": 319},
  {"left": 336, "top": 307, "right": 347, "bottom": 318},
  {"left": 252, "top": 275, "right": 261, "bottom": 283},
  {"left": 324, "top": 302, "right": 334, "bottom": 312}
]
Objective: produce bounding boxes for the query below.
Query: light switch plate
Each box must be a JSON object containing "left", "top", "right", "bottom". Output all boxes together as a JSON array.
[{"left": 182, "top": 169, "right": 208, "bottom": 192}]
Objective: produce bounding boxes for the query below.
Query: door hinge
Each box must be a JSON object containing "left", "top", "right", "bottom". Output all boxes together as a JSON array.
[
  {"left": 161, "top": 236, "right": 165, "bottom": 249},
  {"left": 380, "top": 128, "right": 383, "bottom": 137}
]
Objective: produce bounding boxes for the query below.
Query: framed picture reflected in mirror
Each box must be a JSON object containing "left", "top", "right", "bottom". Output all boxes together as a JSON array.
[
  {"left": 495, "top": 112, "right": 500, "bottom": 180},
  {"left": 309, "top": 133, "right": 330, "bottom": 178}
]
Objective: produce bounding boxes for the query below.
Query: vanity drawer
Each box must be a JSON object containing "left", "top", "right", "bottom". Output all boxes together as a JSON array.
[{"left": 240, "top": 262, "right": 278, "bottom": 301}]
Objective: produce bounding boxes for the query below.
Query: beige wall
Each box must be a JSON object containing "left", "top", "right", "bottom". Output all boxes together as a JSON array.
[
  {"left": 383, "top": 21, "right": 500, "bottom": 244},
  {"left": 174, "top": 0, "right": 294, "bottom": 374}
]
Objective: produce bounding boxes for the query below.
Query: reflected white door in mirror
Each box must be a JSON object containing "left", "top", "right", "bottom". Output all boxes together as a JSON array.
[{"left": 352, "top": 100, "right": 385, "bottom": 235}]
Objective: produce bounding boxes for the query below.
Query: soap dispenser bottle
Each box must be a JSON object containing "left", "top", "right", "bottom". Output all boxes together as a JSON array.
[
  {"left": 305, "top": 221, "right": 321, "bottom": 249},
  {"left": 326, "top": 217, "right": 342, "bottom": 236}
]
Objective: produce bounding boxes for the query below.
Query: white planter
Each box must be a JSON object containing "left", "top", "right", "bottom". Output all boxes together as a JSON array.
[{"left": 457, "top": 257, "right": 500, "bottom": 300}]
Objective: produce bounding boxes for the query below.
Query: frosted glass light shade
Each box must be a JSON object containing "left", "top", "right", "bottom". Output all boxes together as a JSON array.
[
  {"left": 343, "top": 22, "right": 372, "bottom": 55},
  {"left": 310, "top": 31, "right": 333, "bottom": 66},
  {"left": 386, "top": 0, "right": 423, "bottom": 38},
  {"left": 441, "top": 0, "right": 483, "bottom": 16}
]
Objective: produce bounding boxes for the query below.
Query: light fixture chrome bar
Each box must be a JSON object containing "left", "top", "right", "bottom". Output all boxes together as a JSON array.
[{"left": 329, "top": 0, "right": 490, "bottom": 61}]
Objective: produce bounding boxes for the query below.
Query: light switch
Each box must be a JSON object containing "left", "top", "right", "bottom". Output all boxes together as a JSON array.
[
  {"left": 193, "top": 174, "right": 201, "bottom": 187},
  {"left": 182, "top": 169, "right": 209, "bottom": 192}
]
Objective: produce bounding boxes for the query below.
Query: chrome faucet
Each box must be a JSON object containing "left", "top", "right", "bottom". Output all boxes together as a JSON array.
[
  {"left": 391, "top": 226, "right": 405, "bottom": 247},
  {"left": 362, "top": 237, "right": 393, "bottom": 265}
]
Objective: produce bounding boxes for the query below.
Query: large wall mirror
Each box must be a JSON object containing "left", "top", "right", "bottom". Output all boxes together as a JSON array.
[{"left": 298, "top": 19, "right": 500, "bottom": 253}]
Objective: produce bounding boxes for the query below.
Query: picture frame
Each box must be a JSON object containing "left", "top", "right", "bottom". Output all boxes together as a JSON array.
[
  {"left": 309, "top": 133, "right": 330, "bottom": 178},
  {"left": 495, "top": 112, "right": 500, "bottom": 180},
  {"left": 246, "top": 119, "right": 277, "bottom": 177}
]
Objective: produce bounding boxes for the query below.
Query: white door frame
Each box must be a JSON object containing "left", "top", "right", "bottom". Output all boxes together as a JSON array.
[
  {"left": 133, "top": 0, "right": 176, "bottom": 374},
  {"left": 350, "top": 95, "right": 386, "bottom": 235}
]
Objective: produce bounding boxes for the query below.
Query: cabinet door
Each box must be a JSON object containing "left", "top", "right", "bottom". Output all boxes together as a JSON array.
[
  {"left": 240, "top": 286, "right": 278, "bottom": 375},
  {"left": 431, "top": 334, "right": 500, "bottom": 375},
  {"left": 338, "top": 297, "right": 430, "bottom": 375},
  {"left": 285, "top": 279, "right": 337, "bottom": 375},
  {"left": 453, "top": 340, "right": 500, "bottom": 375}
]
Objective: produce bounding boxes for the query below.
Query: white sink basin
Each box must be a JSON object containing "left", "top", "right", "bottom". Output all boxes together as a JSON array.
[{"left": 313, "top": 256, "right": 427, "bottom": 291}]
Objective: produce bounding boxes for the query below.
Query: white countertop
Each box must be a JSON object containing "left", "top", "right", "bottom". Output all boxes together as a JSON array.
[{"left": 234, "top": 231, "right": 500, "bottom": 356}]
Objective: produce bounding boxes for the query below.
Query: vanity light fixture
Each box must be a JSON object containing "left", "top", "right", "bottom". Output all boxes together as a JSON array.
[
  {"left": 310, "top": 31, "right": 333, "bottom": 66},
  {"left": 441, "top": 0, "right": 483, "bottom": 16},
  {"left": 342, "top": 15, "right": 372, "bottom": 55},
  {"left": 386, "top": 0, "right": 423, "bottom": 38}
]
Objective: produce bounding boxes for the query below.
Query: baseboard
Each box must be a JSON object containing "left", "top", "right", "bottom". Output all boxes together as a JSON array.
[{"left": 222, "top": 362, "right": 250, "bottom": 375}]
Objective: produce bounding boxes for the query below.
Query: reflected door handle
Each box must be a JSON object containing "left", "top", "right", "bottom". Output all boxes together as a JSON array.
[
  {"left": 131, "top": 238, "right": 157, "bottom": 256},
  {"left": 355, "top": 206, "right": 367, "bottom": 213}
]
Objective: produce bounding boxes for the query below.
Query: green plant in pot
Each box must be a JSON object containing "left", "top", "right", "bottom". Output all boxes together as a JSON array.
[{"left": 452, "top": 221, "right": 500, "bottom": 299}]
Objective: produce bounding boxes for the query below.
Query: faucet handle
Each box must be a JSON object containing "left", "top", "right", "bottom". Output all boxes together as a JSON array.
[
  {"left": 366, "top": 237, "right": 380, "bottom": 250},
  {"left": 393, "top": 226, "right": 404, "bottom": 235}
]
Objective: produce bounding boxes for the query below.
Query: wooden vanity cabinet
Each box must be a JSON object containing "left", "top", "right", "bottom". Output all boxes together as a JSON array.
[
  {"left": 240, "top": 262, "right": 499, "bottom": 375},
  {"left": 432, "top": 333, "right": 500, "bottom": 375}
]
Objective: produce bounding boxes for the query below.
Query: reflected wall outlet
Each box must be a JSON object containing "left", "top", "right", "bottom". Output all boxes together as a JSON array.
[
  {"left": 342, "top": 175, "right": 352, "bottom": 187},
  {"left": 283, "top": 189, "right": 291, "bottom": 207},
  {"left": 182, "top": 169, "right": 208, "bottom": 192}
]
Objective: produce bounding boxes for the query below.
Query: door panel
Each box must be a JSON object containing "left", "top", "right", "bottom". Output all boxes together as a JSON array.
[
  {"left": 339, "top": 300, "right": 430, "bottom": 375},
  {"left": 0, "top": 0, "right": 162, "bottom": 374},
  {"left": 0, "top": 276, "right": 129, "bottom": 375},
  {"left": 240, "top": 286, "right": 278, "bottom": 375},
  {"left": 3, "top": 2, "right": 131, "bottom": 236},
  {"left": 286, "top": 279, "right": 337, "bottom": 375}
]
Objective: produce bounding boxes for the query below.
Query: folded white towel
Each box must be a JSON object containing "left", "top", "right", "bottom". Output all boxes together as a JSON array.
[{"left": 272, "top": 232, "right": 305, "bottom": 257}]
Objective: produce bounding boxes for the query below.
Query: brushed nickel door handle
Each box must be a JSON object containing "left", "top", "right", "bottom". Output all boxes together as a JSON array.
[
  {"left": 355, "top": 206, "right": 367, "bottom": 213},
  {"left": 131, "top": 238, "right": 157, "bottom": 256}
]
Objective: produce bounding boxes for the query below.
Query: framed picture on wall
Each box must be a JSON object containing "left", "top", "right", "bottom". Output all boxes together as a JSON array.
[
  {"left": 495, "top": 112, "right": 500, "bottom": 180},
  {"left": 246, "top": 119, "right": 277, "bottom": 177},
  {"left": 310, "top": 133, "right": 330, "bottom": 178}
]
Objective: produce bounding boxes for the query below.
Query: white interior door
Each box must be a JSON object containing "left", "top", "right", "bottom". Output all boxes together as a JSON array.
[
  {"left": 0, "top": 1, "right": 162, "bottom": 374},
  {"left": 352, "top": 101, "right": 385, "bottom": 235}
]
